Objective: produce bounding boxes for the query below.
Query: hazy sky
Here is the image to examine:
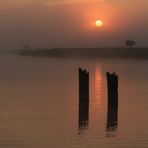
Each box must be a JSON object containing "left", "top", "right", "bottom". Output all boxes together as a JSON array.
[{"left": 0, "top": 0, "right": 148, "bottom": 50}]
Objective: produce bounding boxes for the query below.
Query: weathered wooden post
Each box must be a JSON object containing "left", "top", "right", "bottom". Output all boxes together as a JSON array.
[
  {"left": 79, "top": 68, "right": 89, "bottom": 129},
  {"left": 106, "top": 72, "right": 118, "bottom": 105},
  {"left": 106, "top": 72, "right": 118, "bottom": 132}
]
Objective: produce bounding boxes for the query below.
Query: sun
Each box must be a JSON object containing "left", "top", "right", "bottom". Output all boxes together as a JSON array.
[{"left": 95, "top": 20, "right": 103, "bottom": 28}]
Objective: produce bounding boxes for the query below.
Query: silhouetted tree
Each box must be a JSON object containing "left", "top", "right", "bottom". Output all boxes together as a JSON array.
[
  {"left": 125, "top": 40, "right": 136, "bottom": 48},
  {"left": 23, "top": 45, "right": 30, "bottom": 50}
]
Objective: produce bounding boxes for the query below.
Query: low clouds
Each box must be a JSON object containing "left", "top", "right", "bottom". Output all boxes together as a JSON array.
[
  {"left": 1, "top": 0, "right": 148, "bottom": 7},
  {"left": 0, "top": 0, "right": 105, "bottom": 7},
  {"left": 45, "top": 0, "right": 105, "bottom": 6},
  {"left": 0, "top": 0, "right": 42, "bottom": 6}
]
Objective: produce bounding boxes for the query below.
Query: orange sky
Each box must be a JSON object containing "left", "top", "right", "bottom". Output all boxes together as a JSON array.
[{"left": 0, "top": 0, "right": 148, "bottom": 49}]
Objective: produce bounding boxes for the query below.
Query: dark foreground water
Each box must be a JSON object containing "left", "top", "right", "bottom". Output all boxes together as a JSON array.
[{"left": 0, "top": 54, "right": 148, "bottom": 148}]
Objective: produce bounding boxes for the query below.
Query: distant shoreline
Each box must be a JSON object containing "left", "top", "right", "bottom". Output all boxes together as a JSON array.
[{"left": 17, "top": 47, "right": 148, "bottom": 59}]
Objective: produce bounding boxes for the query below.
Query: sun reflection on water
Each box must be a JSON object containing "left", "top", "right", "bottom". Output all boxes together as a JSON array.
[{"left": 94, "top": 65, "right": 103, "bottom": 105}]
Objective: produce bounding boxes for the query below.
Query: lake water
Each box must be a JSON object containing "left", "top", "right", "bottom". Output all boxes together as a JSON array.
[{"left": 0, "top": 54, "right": 148, "bottom": 148}]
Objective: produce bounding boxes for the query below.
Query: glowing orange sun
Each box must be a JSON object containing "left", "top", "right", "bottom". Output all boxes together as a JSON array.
[{"left": 96, "top": 20, "right": 103, "bottom": 28}]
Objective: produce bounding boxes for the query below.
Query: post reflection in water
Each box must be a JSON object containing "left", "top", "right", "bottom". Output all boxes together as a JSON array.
[
  {"left": 106, "top": 102, "right": 118, "bottom": 137},
  {"left": 78, "top": 68, "right": 89, "bottom": 134}
]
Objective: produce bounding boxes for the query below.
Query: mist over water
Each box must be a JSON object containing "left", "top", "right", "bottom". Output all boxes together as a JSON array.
[{"left": 0, "top": 54, "right": 148, "bottom": 148}]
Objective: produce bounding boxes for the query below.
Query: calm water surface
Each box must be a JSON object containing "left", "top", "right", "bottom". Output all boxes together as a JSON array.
[{"left": 0, "top": 54, "right": 148, "bottom": 148}]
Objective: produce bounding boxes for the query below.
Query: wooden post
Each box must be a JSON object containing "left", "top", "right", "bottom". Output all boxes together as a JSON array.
[
  {"left": 79, "top": 68, "right": 89, "bottom": 129},
  {"left": 106, "top": 72, "right": 118, "bottom": 104},
  {"left": 106, "top": 72, "right": 118, "bottom": 132}
]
